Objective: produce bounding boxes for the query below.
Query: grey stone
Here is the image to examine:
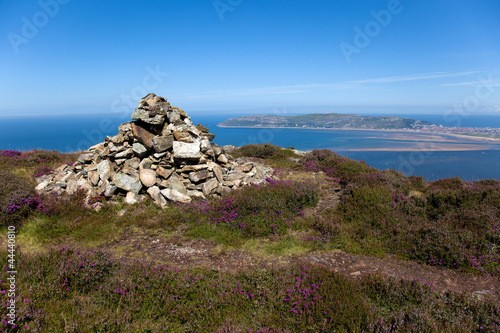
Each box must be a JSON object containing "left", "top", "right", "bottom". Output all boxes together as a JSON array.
[
  {"left": 187, "top": 184, "right": 202, "bottom": 191},
  {"left": 78, "top": 152, "right": 94, "bottom": 164},
  {"left": 178, "top": 164, "right": 208, "bottom": 173},
  {"left": 124, "top": 157, "right": 141, "bottom": 170},
  {"left": 213, "top": 165, "right": 224, "bottom": 182},
  {"left": 166, "top": 109, "right": 181, "bottom": 123},
  {"left": 118, "top": 121, "right": 133, "bottom": 134},
  {"left": 189, "top": 170, "right": 209, "bottom": 183},
  {"left": 217, "top": 154, "right": 229, "bottom": 164},
  {"left": 110, "top": 133, "right": 125, "bottom": 144},
  {"left": 173, "top": 141, "right": 201, "bottom": 160},
  {"left": 113, "top": 172, "right": 142, "bottom": 194},
  {"left": 115, "top": 148, "right": 134, "bottom": 159},
  {"left": 104, "top": 184, "right": 118, "bottom": 197},
  {"left": 132, "top": 142, "right": 149, "bottom": 158},
  {"left": 152, "top": 135, "right": 174, "bottom": 153},
  {"left": 61, "top": 172, "right": 75, "bottom": 182},
  {"left": 147, "top": 186, "right": 168, "bottom": 207},
  {"left": 225, "top": 172, "right": 245, "bottom": 181},
  {"left": 166, "top": 175, "right": 187, "bottom": 195},
  {"left": 222, "top": 145, "right": 236, "bottom": 154},
  {"left": 187, "top": 190, "right": 205, "bottom": 199},
  {"left": 160, "top": 188, "right": 192, "bottom": 204},
  {"left": 156, "top": 166, "right": 174, "bottom": 179},
  {"left": 97, "top": 160, "right": 112, "bottom": 180},
  {"left": 89, "top": 170, "right": 100, "bottom": 186},
  {"left": 139, "top": 158, "right": 152, "bottom": 170},
  {"left": 202, "top": 178, "right": 218, "bottom": 196},
  {"left": 200, "top": 138, "right": 211, "bottom": 153},
  {"left": 131, "top": 108, "right": 165, "bottom": 125},
  {"left": 35, "top": 181, "right": 49, "bottom": 191}
]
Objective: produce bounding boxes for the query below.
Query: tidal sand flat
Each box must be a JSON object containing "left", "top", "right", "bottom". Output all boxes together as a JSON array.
[{"left": 346, "top": 131, "right": 500, "bottom": 151}]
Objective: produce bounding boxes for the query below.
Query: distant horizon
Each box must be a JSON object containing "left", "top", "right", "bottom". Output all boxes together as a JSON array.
[{"left": 1, "top": 104, "right": 500, "bottom": 118}]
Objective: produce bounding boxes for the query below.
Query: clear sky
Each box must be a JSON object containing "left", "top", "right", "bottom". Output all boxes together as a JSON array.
[{"left": 1, "top": 0, "right": 499, "bottom": 116}]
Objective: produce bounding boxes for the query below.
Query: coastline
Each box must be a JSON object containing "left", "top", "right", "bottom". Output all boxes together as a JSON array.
[{"left": 217, "top": 125, "right": 500, "bottom": 151}]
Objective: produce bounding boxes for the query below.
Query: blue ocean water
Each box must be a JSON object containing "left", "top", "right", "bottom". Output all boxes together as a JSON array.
[{"left": 1, "top": 113, "right": 500, "bottom": 181}]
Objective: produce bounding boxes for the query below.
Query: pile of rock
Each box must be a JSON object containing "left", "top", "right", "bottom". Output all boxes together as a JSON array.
[{"left": 35, "top": 93, "right": 273, "bottom": 208}]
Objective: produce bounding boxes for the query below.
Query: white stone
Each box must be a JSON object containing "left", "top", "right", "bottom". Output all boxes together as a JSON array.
[
  {"left": 125, "top": 192, "right": 145, "bottom": 205},
  {"left": 160, "top": 188, "right": 192, "bottom": 204},
  {"left": 35, "top": 181, "right": 49, "bottom": 191},
  {"left": 173, "top": 141, "right": 201, "bottom": 159}
]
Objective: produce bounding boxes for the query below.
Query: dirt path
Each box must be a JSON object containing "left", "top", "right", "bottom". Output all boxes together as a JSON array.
[{"left": 94, "top": 227, "right": 499, "bottom": 303}]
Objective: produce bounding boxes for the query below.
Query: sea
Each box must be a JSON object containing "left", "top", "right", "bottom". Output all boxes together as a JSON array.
[{"left": 1, "top": 113, "right": 500, "bottom": 182}]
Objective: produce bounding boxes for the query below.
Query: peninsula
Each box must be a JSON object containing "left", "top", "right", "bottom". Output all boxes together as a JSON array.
[
  {"left": 218, "top": 113, "right": 500, "bottom": 140},
  {"left": 218, "top": 113, "right": 434, "bottom": 130}
]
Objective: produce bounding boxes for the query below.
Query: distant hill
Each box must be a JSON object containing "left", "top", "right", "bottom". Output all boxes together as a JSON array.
[{"left": 218, "top": 113, "right": 435, "bottom": 130}]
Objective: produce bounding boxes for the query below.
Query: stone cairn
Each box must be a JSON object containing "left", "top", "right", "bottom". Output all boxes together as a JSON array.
[{"left": 35, "top": 93, "right": 273, "bottom": 208}]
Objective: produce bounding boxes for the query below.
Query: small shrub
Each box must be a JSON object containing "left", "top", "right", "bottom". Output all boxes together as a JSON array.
[{"left": 231, "top": 143, "right": 284, "bottom": 159}]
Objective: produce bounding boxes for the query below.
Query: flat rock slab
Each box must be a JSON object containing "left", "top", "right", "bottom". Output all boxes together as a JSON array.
[
  {"left": 161, "top": 188, "right": 192, "bottom": 204},
  {"left": 173, "top": 141, "right": 201, "bottom": 160}
]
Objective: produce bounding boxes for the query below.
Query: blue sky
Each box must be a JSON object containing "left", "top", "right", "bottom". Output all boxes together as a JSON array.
[{"left": 1, "top": 0, "right": 499, "bottom": 116}]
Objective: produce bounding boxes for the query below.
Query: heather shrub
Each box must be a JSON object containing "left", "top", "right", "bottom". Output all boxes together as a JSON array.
[
  {"left": 0, "top": 171, "right": 40, "bottom": 226},
  {"left": 178, "top": 180, "right": 318, "bottom": 238},
  {"left": 0, "top": 149, "right": 79, "bottom": 176},
  {"left": 231, "top": 143, "right": 285, "bottom": 159},
  {"left": 320, "top": 171, "right": 500, "bottom": 275},
  {"left": 0, "top": 150, "right": 22, "bottom": 157},
  {"left": 301, "top": 149, "right": 376, "bottom": 181},
  {"left": 2, "top": 250, "right": 499, "bottom": 332}
]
